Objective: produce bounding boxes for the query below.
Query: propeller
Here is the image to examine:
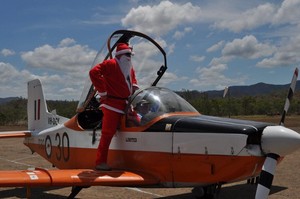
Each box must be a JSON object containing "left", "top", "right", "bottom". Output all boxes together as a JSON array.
[
  {"left": 280, "top": 67, "right": 298, "bottom": 125},
  {"left": 255, "top": 153, "right": 279, "bottom": 199},
  {"left": 255, "top": 67, "right": 300, "bottom": 199}
]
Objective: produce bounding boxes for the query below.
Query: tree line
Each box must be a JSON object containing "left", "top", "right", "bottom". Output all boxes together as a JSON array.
[
  {"left": 0, "top": 98, "right": 77, "bottom": 126},
  {"left": 0, "top": 90, "right": 299, "bottom": 126},
  {"left": 179, "top": 90, "right": 300, "bottom": 117}
]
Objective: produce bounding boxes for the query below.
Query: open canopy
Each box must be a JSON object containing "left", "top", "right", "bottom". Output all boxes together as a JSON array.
[
  {"left": 125, "top": 86, "right": 199, "bottom": 127},
  {"left": 77, "top": 30, "right": 167, "bottom": 113}
]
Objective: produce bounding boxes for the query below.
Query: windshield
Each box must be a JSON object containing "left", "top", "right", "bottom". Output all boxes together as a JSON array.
[
  {"left": 77, "top": 30, "right": 167, "bottom": 112},
  {"left": 125, "top": 87, "right": 199, "bottom": 127}
]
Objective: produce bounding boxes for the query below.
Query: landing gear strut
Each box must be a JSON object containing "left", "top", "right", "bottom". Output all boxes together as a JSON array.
[
  {"left": 192, "top": 183, "right": 222, "bottom": 199},
  {"left": 247, "top": 176, "right": 259, "bottom": 184},
  {"left": 67, "top": 186, "right": 90, "bottom": 199}
]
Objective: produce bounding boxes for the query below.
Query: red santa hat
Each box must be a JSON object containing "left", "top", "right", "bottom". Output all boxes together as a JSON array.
[{"left": 115, "top": 43, "right": 133, "bottom": 56}]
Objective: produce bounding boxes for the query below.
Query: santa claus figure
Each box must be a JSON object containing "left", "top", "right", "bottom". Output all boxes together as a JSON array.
[{"left": 89, "top": 43, "right": 138, "bottom": 170}]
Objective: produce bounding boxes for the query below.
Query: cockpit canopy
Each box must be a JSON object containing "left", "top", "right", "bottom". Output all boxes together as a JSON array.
[{"left": 125, "top": 87, "right": 199, "bottom": 127}]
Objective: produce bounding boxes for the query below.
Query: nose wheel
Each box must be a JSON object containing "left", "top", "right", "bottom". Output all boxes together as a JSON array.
[{"left": 192, "top": 183, "right": 222, "bottom": 199}]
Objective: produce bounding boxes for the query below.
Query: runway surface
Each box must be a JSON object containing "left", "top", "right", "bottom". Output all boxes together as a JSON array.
[{"left": 0, "top": 126, "right": 299, "bottom": 198}]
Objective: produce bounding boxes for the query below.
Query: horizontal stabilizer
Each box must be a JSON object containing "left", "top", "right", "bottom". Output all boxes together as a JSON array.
[
  {"left": 0, "top": 131, "right": 31, "bottom": 138},
  {"left": 0, "top": 168, "right": 159, "bottom": 187}
]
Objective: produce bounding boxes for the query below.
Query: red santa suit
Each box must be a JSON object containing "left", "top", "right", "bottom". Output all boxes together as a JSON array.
[{"left": 89, "top": 43, "right": 138, "bottom": 168}]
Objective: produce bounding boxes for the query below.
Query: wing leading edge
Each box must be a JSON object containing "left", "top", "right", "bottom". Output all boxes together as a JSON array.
[
  {"left": 0, "top": 131, "right": 31, "bottom": 138},
  {"left": 0, "top": 168, "right": 159, "bottom": 187}
]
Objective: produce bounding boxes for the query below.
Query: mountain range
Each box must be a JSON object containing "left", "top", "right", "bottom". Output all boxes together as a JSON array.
[
  {"left": 204, "top": 80, "right": 300, "bottom": 98},
  {"left": 0, "top": 97, "right": 20, "bottom": 105}
]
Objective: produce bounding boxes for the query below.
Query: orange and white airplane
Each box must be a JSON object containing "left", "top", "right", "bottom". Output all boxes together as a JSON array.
[{"left": 1, "top": 30, "right": 300, "bottom": 199}]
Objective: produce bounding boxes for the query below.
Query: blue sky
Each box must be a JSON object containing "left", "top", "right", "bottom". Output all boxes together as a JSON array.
[{"left": 1, "top": 0, "right": 300, "bottom": 100}]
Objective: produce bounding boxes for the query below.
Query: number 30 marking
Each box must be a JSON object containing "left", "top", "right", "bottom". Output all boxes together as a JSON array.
[{"left": 55, "top": 132, "right": 70, "bottom": 162}]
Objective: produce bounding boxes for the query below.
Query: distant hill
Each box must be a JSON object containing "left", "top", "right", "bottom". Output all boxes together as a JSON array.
[
  {"left": 0, "top": 97, "right": 20, "bottom": 105},
  {"left": 176, "top": 80, "right": 300, "bottom": 99},
  {"left": 205, "top": 80, "right": 300, "bottom": 98}
]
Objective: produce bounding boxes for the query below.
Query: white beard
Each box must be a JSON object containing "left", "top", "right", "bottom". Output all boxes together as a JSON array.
[{"left": 116, "top": 56, "right": 133, "bottom": 93}]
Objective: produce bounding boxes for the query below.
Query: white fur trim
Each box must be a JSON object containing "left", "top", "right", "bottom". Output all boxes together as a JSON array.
[
  {"left": 99, "top": 92, "right": 107, "bottom": 97},
  {"left": 100, "top": 104, "right": 124, "bottom": 114}
]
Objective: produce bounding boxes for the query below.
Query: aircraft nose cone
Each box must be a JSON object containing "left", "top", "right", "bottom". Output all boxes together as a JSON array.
[{"left": 261, "top": 126, "right": 300, "bottom": 156}]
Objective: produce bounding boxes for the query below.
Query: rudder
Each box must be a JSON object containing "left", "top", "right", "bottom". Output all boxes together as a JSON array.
[
  {"left": 27, "top": 79, "right": 68, "bottom": 131},
  {"left": 27, "top": 79, "right": 49, "bottom": 131}
]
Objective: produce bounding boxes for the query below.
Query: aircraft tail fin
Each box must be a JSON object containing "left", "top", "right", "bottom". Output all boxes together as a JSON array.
[{"left": 27, "top": 79, "right": 68, "bottom": 131}]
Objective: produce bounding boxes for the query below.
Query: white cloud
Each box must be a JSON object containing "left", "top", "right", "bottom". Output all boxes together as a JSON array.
[
  {"left": 273, "top": 0, "right": 300, "bottom": 25},
  {"left": 0, "top": 62, "right": 21, "bottom": 83},
  {"left": 58, "top": 38, "right": 76, "bottom": 47},
  {"left": 0, "top": 62, "right": 72, "bottom": 99},
  {"left": 190, "top": 63, "right": 246, "bottom": 90},
  {"left": 190, "top": 55, "right": 205, "bottom": 63},
  {"left": 122, "top": 1, "right": 201, "bottom": 36},
  {"left": 167, "top": 43, "right": 176, "bottom": 55},
  {"left": 121, "top": 0, "right": 300, "bottom": 35},
  {"left": 222, "top": 35, "right": 275, "bottom": 59},
  {"left": 21, "top": 39, "right": 97, "bottom": 75},
  {"left": 1, "top": 49, "right": 15, "bottom": 56},
  {"left": 173, "top": 27, "right": 193, "bottom": 40},
  {"left": 257, "top": 35, "right": 300, "bottom": 68},
  {"left": 256, "top": 52, "right": 297, "bottom": 68},
  {"left": 209, "top": 0, "right": 300, "bottom": 33},
  {"left": 207, "top": 41, "right": 224, "bottom": 53},
  {"left": 212, "top": 3, "right": 276, "bottom": 33},
  {"left": 159, "top": 71, "right": 187, "bottom": 87},
  {"left": 0, "top": 62, "right": 35, "bottom": 97},
  {"left": 0, "top": 39, "right": 98, "bottom": 100},
  {"left": 209, "top": 56, "right": 233, "bottom": 66}
]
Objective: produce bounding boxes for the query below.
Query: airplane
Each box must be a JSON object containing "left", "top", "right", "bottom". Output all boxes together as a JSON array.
[{"left": 0, "top": 29, "right": 300, "bottom": 199}]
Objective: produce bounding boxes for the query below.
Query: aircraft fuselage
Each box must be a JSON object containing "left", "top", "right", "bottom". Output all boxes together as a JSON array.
[{"left": 24, "top": 114, "right": 269, "bottom": 188}]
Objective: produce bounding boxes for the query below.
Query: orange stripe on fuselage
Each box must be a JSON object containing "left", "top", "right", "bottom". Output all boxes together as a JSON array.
[
  {"left": 120, "top": 112, "right": 200, "bottom": 132},
  {"left": 64, "top": 112, "right": 200, "bottom": 132},
  {"left": 25, "top": 142, "right": 266, "bottom": 186}
]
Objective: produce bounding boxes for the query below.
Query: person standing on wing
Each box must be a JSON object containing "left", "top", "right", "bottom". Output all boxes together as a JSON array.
[{"left": 89, "top": 43, "right": 139, "bottom": 171}]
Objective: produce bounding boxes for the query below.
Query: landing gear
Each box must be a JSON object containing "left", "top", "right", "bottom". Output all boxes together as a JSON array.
[
  {"left": 67, "top": 186, "right": 90, "bottom": 199},
  {"left": 247, "top": 176, "right": 259, "bottom": 184},
  {"left": 192, "top": 183, "right": 222, "bottom": 199}
]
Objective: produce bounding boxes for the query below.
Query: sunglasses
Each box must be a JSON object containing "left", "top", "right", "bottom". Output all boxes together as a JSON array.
[{"left": 124, "top": 53, "right": 132, "bottom": 57}]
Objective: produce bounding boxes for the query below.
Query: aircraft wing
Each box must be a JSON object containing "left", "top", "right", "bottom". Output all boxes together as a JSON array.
[
  {"left": 0, "top": 168, "right": 159, "bottom": 187},
  {"left": 0, "top": 131, "right": 31, "bottom": 138}
]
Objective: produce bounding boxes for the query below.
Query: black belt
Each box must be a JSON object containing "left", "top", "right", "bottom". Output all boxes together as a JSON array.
[{"left": 107, "top": 95, "right": 128, "bottom": 100}]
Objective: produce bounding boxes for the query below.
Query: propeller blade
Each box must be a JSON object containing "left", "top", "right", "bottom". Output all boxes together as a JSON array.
[
  {"left": 280, "top": 67, "right": 298, "bottom": 125},
  {"left": 255, "top": 153, "right": 279, "bottom": 199}
]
